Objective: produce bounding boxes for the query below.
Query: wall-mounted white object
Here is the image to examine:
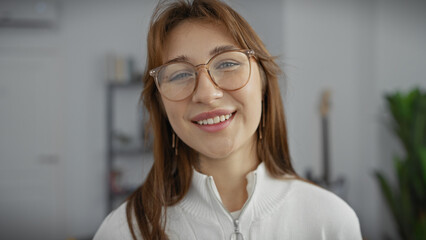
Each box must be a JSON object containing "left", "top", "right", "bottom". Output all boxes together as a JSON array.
[{"left": 0, "top": 0, "right": 58, "bottom": 28}]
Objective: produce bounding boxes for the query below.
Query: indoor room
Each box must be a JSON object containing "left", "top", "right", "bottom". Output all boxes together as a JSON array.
[{"left": 1, "top": 0, "right": 425, "bottom": 239}]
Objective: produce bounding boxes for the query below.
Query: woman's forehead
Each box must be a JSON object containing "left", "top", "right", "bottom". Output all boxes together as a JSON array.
[{"left": 162, "top": 20, "right": 239, "bottom": 64}]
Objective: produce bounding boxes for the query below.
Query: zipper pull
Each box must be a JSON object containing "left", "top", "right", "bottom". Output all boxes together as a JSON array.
[{"left": 230, "top": 219, "right": 245, "bottom": 240}]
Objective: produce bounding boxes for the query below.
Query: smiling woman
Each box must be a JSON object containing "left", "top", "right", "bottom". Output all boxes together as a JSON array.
[
  {"left": 160, "top": 21, "right": 262, "bottom": 161},
  {"left": 94, "top": 0, "right": 363, "bottom": 239}
]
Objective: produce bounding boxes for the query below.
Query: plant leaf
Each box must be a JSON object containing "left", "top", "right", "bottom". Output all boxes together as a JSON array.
[
  {"left": 413, "top": 213, "right": 426, "bottom": 240},
  {"left": 374, "top": 171, "right": 406, "bottom": 238},
  {"left": 419, "top": 147, "right": 426, "bottom": 186}
]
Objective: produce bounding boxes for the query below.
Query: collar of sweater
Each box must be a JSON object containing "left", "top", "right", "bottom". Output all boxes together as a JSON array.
[{"left": 177, "top": 162, "right": 296, "bottom": 223}]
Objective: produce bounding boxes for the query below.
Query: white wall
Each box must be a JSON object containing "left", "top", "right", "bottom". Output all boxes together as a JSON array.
[
  {"left": 1, "top": 0, "right": 425, "bottom": 239},
  {"left": 283, "top": 0, "right": 426, "bottom": 239},
  {"left": 283, "top": 0, "right": 378, "bottom": 238},
  {"left": 375, "top": 0, "right": 426, "bottom": 238},
  {"left": 0, "top": 0, "right": 156, "bottom": 239}
]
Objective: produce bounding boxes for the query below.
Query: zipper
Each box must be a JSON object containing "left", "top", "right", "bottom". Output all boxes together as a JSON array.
[{"left": 208, "top": 172, "right": 258, "bottom": 240}]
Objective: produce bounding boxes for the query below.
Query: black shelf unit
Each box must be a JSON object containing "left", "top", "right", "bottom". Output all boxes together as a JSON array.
[{"left": 106, "top": 81, "right": 150, "bottom": 212}]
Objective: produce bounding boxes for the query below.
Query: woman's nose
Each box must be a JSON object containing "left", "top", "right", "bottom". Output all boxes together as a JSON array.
[{"left": 191, "top": 69, "right": 223, "bottom": 103}]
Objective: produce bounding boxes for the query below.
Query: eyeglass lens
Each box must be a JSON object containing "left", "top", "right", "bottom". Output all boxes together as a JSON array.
[{"left": 157, "top": 51, "right": 250, "bottom": 101}]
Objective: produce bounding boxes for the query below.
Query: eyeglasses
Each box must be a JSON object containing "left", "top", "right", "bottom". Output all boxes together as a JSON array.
[{"left": 149, "top": 49, "right": 255, "bottom": 101}]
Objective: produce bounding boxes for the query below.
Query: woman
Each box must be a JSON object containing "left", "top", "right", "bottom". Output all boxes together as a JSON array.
[{"left": 95, "top": 0, "right": 362, "bottom": 239}]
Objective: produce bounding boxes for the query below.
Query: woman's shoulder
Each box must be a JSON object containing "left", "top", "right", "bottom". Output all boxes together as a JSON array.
[
  {"left": 287, "top": 179, "right": 355, "bottom": 212},
  {"left": 281, "top": 178, "right": 362, "bottom": 238},
  {"left": 93, "top": 202, "right": 135, "bottom": 240}
]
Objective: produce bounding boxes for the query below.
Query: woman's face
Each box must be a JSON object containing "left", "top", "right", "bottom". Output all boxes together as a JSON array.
[{"left": 161, "top": 20, "right": 263, "bottom": 161}]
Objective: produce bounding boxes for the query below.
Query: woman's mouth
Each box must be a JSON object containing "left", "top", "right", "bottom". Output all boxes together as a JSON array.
[
  {"left": 192, "top": 111, "right": 236, "bottom": 132},
  {"left": 195, "top": 112, "right": 233, "bottom": 125}
]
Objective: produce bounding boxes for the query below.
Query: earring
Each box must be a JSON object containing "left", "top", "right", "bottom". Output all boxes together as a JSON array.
[
  {"left": 172, "top": 131, "right": 178, "bottom": 156},
  {"left": 172, "top": 132, "right": 175, "bottom": 148},
  {"left": 262, "top": 101, "right": 266, "bottom": 128},
  {"left": 259, "top": 101, "right": 265, "bottom": 140},
  {"left": 175, "top": 136, "right": 179, "bottom": 156},
  {"left": 259, "top": 124, "right": 263, "bottom": 140}
]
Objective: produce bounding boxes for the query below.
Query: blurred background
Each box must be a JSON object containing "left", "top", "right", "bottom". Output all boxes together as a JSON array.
[{"left": 0, "top": 0, "right": 425, "bottom": 239}]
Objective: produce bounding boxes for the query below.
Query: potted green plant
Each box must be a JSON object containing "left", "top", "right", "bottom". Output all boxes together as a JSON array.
[{"left": 375, "top": 88, "right": 426, "bottom": 239}]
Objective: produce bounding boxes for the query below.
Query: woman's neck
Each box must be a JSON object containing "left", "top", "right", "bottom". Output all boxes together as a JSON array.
[{"left": 197, "top": 140, "right": 260, "bottom": 212}]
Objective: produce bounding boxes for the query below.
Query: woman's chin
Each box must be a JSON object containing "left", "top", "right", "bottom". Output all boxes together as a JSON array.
[{"left": 198, "top": 145, "right": 235, "bottom": 161}]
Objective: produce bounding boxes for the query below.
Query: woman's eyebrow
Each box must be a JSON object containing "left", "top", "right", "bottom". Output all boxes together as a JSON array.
[
  {"left": 165, "top": 55, "right": 189, "bottom": 64},
  {"left": 209, "top": 45, "right": 237, "bottom": 56},
  {"left": 165, "top": 45, "right": 237, "bottom": 64}
]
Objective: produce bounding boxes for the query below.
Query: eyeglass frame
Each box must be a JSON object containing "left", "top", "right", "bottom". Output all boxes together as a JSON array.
[{"left": 149, "top": 49, "right": 256, "bottom": 101}]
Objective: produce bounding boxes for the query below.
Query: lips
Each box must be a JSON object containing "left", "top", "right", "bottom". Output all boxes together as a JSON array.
[
  {"left": 191, "top": 110, "right": 236, "bottom": 133},
  {"left": 191, "top": 109, "right": 237, "bottom": 129},
  {"left": 196, "top": 113, "right": 233, "bottom": 125},
  {"left": 191, "top": 109, "right": 235, "bottom": 123}
]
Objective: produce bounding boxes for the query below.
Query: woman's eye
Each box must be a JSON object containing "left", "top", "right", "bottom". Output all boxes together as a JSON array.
[
  {"left": 216, "top": 61, "right": 239, "bottom": 70},
  {"left": 169, "top": 72, "right": 193, "bottom": 82}
]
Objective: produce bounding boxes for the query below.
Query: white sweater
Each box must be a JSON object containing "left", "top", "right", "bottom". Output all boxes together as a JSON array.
[{"left": 94, "top": 163, "right": 362, "bottom": 239}]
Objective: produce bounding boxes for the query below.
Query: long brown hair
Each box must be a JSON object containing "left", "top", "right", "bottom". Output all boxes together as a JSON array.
[{"left": 126, "top": 0, "right": 297, "bottom": 239}]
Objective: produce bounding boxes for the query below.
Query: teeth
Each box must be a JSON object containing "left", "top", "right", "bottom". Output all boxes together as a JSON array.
[
  {"left": 214, "top": 116, "right": 220, "bottom": 124},
  {"left": 196, "top": 113, "right": 233, "bottom": 125}
]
